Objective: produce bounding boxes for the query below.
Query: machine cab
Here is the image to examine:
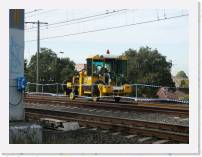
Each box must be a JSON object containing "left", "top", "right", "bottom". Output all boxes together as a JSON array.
[{"left": 86, "top": 54, "right": 128, "bottom": 86}]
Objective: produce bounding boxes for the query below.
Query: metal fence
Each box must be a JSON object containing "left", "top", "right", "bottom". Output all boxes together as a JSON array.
[{"left": 26, "top": 82, "right": 189, "bottom": 104}]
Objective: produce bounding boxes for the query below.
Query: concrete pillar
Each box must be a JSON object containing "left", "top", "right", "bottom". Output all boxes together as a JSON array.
[
  {"left": 9, "top": 10, "right": 42, "bottom": 144},
  {"left": 9, "top": 9, "right": 25, "bottom": 121}
]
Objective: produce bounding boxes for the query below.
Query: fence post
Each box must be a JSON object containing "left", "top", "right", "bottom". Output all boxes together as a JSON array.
[
  {"left": 42, "top": 84, "right": 44, "bottom": 93},
  {"left": 27, "top": 83, "right": 29, "bottom": 93},
  {"left": 135, "top": 84, "right": 138, "bottom": 102},
  {"left": 56, "top": 83, "right": 58, "bottom": 96}
]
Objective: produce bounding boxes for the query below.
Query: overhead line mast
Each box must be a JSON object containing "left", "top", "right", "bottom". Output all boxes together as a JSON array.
[{"left": 25, "top": 21, "right": 48, "bottom": 92}]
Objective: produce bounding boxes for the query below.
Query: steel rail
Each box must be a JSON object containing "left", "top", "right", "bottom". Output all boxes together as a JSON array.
[
  {"left": 25, "top": 95, "right": 188, "bottom": 108},
  {"left": 24, "top": 96, "right": 189, "bottom": 117},
  {"left": 25, "top": 107, "right": 189, "bottom": 143}
]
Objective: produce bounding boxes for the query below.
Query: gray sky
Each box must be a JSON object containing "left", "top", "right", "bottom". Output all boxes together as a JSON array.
[{"left": 25, "top": 9, "right": 188, "bottom": 76}]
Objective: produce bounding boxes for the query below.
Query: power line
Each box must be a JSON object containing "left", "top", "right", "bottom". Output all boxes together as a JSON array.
[
  {"left": 25, "top": 9, "right": 43, "bottom": 14},
  {"left": 25, "top": 9, "right": 58, "bottom": 18},
  {"left": 25, "top": 9, "right": 128, "bottom": 30},
  {"left": 26, "top": 9, "right": 130, "bottom": 32},
  {"left": 25, "top": 13, "right": 188, "bottom": 43}
]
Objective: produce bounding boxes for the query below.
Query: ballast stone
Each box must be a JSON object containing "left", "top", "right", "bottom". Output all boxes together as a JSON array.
[{"left": 9, "top": 122, "right": 42, "bottom": 144}]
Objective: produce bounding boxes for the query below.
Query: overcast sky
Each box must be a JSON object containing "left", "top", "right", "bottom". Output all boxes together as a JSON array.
[{"left": 24, "top": 9, "right": 188, "bottom": 76}]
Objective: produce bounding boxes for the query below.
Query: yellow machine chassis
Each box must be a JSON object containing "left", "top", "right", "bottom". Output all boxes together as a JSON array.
[{"left": 66, "top": 53, "right": 132, "bottom": 102}]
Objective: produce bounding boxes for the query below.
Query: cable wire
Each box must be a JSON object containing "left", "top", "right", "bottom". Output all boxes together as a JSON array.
[
  {"left": 25, "top": 9, "right": 128, "bottom": 30},
  {"left": 25, "top": 13, "right": 188, "bottom": 43},
  {"left": 25, "top": 9, "right": 43, "bottom": 14},
  {"left": 26, "top": 10, "right": 130, "bottom": 32},
  {"left": 25, "top": 9, "right": 58, "bottom": 18}
]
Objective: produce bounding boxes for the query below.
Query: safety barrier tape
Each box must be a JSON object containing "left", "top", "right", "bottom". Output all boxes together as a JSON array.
[
  {"left": 26, "top": 82, "right": 189, "bottom": 104},
  {"left": 131, "top": 83, "right": 188, "bottom": 89},
  {"left": 27, "top": 82, "right": 189, "bottom": 89},
  {"left": 27, "top": 92, "right": 189, "bottom": 104},
  {"left": 27, "top": 92, "right": 66, "bottom": 97}
]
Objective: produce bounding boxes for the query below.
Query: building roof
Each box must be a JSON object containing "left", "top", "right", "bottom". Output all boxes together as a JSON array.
[
  {"left": 86, "top": 54, "right": 127, "bottom": 60},
  {"left": 157, "top": 87, "right": 178, "bottom": 99},
  {"left": 75, "top": 64, "right": 85, "bottom": 71}
]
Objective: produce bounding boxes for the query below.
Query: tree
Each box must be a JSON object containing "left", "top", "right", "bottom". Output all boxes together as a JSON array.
[
  {"left": 25, "top": 48, "right": 76, "bottom": 92},
  {"left": 179, "top": 77, "right": 189, "bottom": 94},
  {"left": 122, "top": 47, "right": 175, "bottom": 97},
  {"left": 57, "top": 57, "right": 76, "bottom": 82},
  {"left": 180, "top": 79, "right": 189, "bottom": 88},
  {"left": 176, "top": 71, "right": 188, "bottom": 78}
]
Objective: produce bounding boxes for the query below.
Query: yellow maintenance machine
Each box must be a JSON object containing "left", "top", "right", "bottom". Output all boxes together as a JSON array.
[{"left": 66, "top": 51, "right": 133, "bottom": 102}]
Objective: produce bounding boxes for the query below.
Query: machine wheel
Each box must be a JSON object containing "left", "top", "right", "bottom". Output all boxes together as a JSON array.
[
  {"left": 69, "top": 92, "right": 75, "bottom": 100},
  {"left": 114, "top": 97, "right": 121, "bottom": 102},
  {"left": 92, "top": 84, "right": 99, "bottom": 97},
  {"left": 91, "top": 80, "right": 104, "bottom": 101},
  {"left": 92, "top": 96, "right": 99, "bottom": 102},
  {"left": 66, "top": 88, "right": 72, "bottom": 96},
  {"left": 62, "top": 79, "right": 72, "bottom": 95}
]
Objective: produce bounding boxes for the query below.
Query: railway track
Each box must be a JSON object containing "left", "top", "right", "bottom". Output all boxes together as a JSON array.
[
  {"left": 25, "top": 106, "right": 189, "bottom": 143},
  {"left": 24, "top": 95, "right": 189, "bottom": 117}
]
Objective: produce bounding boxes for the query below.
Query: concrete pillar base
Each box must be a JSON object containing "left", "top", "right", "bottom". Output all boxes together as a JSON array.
[{"left": 9, "top": 122, "right": 42, "bottom": 144}]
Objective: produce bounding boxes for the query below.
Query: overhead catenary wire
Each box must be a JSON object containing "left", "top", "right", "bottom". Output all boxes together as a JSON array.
[
  {"left": 25, "top": 13, "right": 188, "bottom": 43},
  {"left": 25, "top": 9, "right": 128, "bottom": 30},
  {"left": 25, "top": 9, "right": 43, "bottom": 14},
  {"left": 26, "top": 9, "right": 130, "bottom": 32},
  {"left": 25, "top": 9, "right": 58, "bottom": 18}
]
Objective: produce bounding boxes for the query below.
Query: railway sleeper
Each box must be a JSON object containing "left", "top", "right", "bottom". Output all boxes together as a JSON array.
[
  {"left": 25, "top": 108, "right": 188, "bottom": 134},
  {"left": 25, "top": 111, "right": 188, "bottom": 143},
  {"left": 24, "top": 98, "right": 188, "bottom": 117}
]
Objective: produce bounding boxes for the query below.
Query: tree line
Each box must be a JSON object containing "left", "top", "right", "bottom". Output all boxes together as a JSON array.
[{"left": 24, "top": 46, "right": 188, "bottom": 97}]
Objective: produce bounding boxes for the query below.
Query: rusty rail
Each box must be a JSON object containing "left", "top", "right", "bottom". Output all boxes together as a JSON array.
[
  {"left": 25, "top": 107, "right": 189, "bottom": 143},
  {"left": 24, "top": 95, "right": 189, "bottom": 117}
]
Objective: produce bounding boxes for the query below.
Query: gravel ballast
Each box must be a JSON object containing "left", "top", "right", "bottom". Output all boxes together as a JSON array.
[
  {"left": 26, "top": 103, "right": 189, "bottom": 126},
  {"left": 42, "top": 128, "right": 176, "bottom": 144}
]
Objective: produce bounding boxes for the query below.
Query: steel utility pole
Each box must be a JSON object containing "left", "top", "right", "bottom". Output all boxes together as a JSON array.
[{"left": 25, "top": 21, "right": 48, "bottom": 92}]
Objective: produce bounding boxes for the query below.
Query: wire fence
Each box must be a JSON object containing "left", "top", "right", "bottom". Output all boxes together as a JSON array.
[{"left": 26, "top": 82, "right": 189, "bottom": 104}]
